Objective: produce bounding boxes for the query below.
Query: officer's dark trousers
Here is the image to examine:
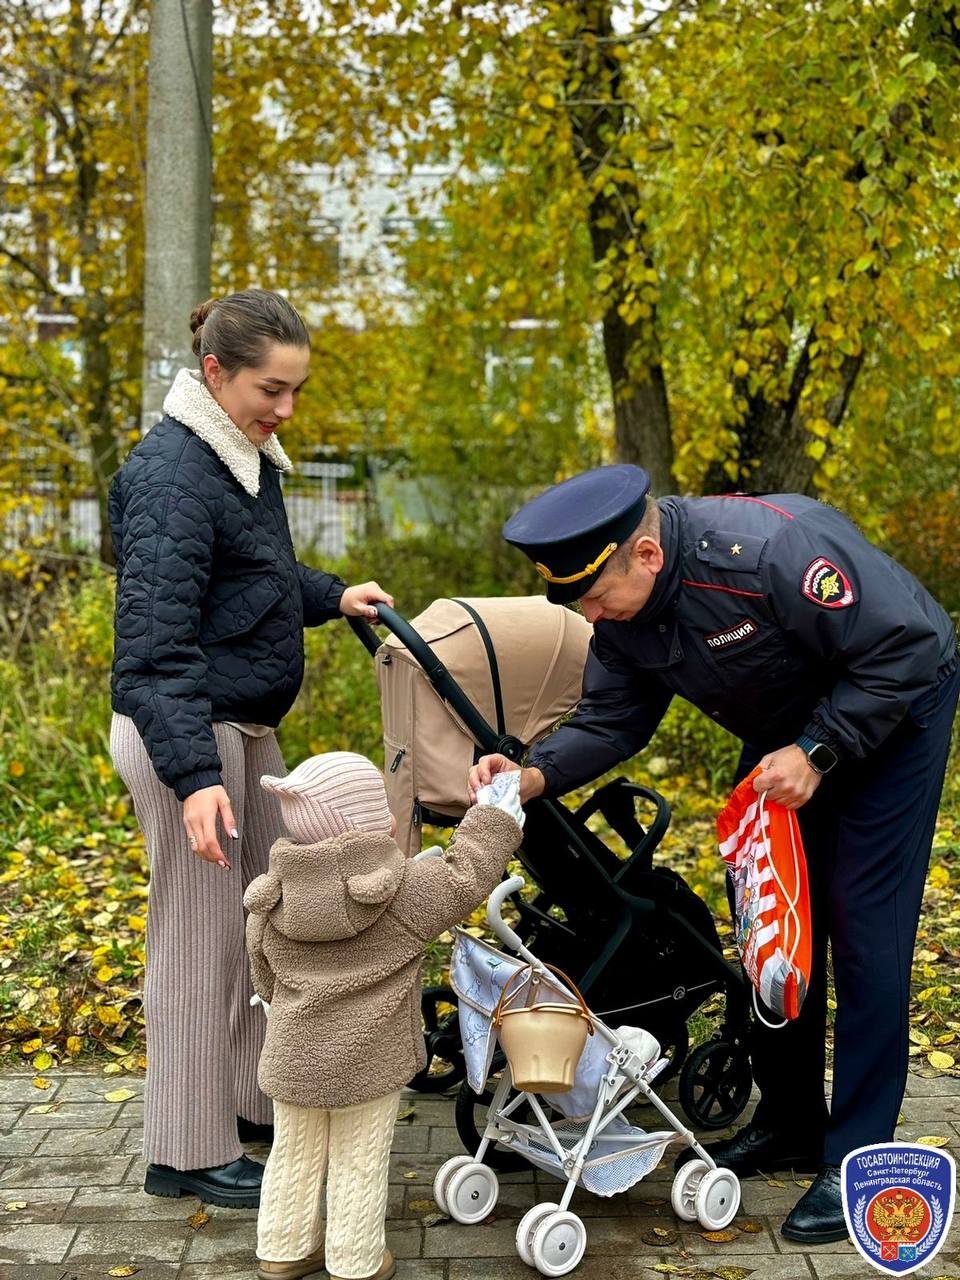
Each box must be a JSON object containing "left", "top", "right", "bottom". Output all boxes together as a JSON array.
[{"left": 736, "top": 665, "right": 959, "bottom": 1165}]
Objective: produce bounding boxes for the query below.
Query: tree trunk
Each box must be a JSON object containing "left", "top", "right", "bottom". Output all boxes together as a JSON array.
[
  {"left": 702, "top": 320, "right": 865, "bottom": 496},
  {"left": 567, "top": 0, "right": 675, "bottom": 493}
]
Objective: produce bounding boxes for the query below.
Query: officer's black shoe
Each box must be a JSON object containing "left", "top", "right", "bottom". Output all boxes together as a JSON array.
[
  {"left": 781, "top": 1164, "right": 848, "bottom": 1243},
  {"left": 143, "top": 1154, "right": 264, "bottom": 1208},
  {"left": 237, "top": 1115, "right": 274, "bottom": 1143},
  {"left": 674, "top": 1123, "right": 823, "bottom": 1178}
]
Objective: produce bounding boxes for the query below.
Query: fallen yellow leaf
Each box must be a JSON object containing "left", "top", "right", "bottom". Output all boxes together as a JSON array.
[
  {"left": 107, "top": 1269, "right": 138, "bottom": 1278},
  {"left": 766, "top": 1178, "right": 786, "bottom": 1188},
  {"left": 928, "top": 1051, "right": 955, "bottom": 1070},
  {"left": 917, "top": 1135, "right": 951, "bottom": 1148},
  {"left": 32, "top": 1077, "right": 51, "bottom": 1090},
  {"left": 737, "top": 1220, "right": 763, "bottom": 1232},
  {"left": 402, "top": 1171, "right": 418, "bottom": 1180},
  {"left": 28, "top": 1103, "right": 59, "bottom": 1114},
  {"left": 3, "top": 1201, "right": 27, "bottom": 1211},
  {"left": 103, "top": 1063, "right": 123, "bottom": 1075},
  {"left": 32, "top": 1052, "right": 53, "bottom": 1071},
  {"left": 187, "top": 1210, "right": 209, "bottom": 1230},
  {"left": 396, "top": 1106, "right": 416, "bottom": 1122},
  {"left": 20, "top": 1038, "right": 41, "bottom": 1055},
  {"left": 701, "top": 1227, "right": 739, "bottom": 1242},
  {"left": 104, "top": 1088, "right": 136, "bottom": 1103}
]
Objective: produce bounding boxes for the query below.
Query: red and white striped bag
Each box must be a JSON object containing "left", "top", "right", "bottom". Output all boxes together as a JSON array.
[{"left": 717, "top": 768, "right": 812, "bottom": 1025}]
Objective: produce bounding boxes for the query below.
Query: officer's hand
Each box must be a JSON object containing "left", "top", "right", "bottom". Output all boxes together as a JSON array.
[
  {"left": 468, "top": 756, "right": 546, "bottom": 806},
  {"left": 752, "top": 746, "right": 821, "bottom": 811}
]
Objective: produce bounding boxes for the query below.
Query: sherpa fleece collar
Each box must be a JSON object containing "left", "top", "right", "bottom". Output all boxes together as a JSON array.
[{"left": 162, "top": 368, "right": 293, "bottom": 498}]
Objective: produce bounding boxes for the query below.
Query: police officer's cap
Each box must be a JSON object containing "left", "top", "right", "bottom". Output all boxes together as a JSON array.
[{"left": 503, "top": 464, "right": 651, "bottom": 604}]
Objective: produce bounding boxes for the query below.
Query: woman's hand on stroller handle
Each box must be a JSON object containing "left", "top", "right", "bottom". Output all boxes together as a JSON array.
[
  {"left": 468, "top": 755, "right": 546, "bottom": 806},
  {"left": 338, "top": 581, "right": 394, "bottom": 620}
]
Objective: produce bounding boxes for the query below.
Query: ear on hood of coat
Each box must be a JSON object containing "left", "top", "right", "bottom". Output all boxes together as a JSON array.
[
  {"left": 346, "top": 862, "right": 403, "bottom": 905},
  {"left": 243, "top": 871, "right": 282, "bottom": 914}
]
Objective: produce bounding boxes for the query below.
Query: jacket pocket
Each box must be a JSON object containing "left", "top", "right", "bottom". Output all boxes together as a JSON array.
[{"left": 200, "top": 573, "right": 285, "bottom": 643}]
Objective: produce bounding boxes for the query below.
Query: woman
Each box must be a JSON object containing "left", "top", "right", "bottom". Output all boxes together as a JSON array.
[{"left": 109, "top": 289, "right": 392, "bottom": 1208}]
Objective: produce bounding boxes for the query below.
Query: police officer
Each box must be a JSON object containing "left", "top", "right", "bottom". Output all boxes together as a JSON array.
[{"left": 469, "top": 464, "right": 959, "bottom": 1244}]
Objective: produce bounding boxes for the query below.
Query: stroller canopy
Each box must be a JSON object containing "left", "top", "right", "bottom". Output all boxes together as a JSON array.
[{"left": 377, "top": 596, "right": 592, "bottom": 855}]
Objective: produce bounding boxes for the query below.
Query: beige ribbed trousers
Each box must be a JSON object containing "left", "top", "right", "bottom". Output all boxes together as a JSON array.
[
  {"left": 258, "top": 1091, "right": 401, "bottom": 1276},
  {"left": 110, "top": 712, "right": 282, "bottom": 1169}
]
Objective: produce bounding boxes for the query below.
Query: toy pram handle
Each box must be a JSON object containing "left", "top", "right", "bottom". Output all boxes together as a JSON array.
[{"left": 486, "top": 875, "right": 527, "bottom": 951}]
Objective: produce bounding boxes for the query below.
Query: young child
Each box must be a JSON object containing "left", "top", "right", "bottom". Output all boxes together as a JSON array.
[{"left": 245, "top": 751, "right": 524, "bottom": 1280}]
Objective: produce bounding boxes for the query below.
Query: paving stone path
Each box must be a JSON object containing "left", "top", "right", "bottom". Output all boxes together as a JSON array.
[{"left": 0, "top": 1068, "right": 958, "bottom": 1279}]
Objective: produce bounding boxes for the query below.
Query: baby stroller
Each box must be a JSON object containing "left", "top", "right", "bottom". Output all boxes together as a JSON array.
[
  {"left": 434, "top": 875, "right": 741, "bottom": 1276},
  {"left": 349, "top": 598, "right": 752, "bottom": 1151}
]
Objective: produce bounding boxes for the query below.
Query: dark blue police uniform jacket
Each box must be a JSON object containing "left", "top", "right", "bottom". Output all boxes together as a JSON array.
[
  {"left": 528, "top": 493, "right": 955, "bottom": 792},
  {"left": 528, "top": 493, "right": 959, "bottom": 1161}
]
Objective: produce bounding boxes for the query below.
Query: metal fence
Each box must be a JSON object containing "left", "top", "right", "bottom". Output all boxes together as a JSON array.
[{"left": 4, "top": 470, "right": 369, "bottom": 561}]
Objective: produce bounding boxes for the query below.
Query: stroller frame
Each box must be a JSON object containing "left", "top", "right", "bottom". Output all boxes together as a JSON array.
[
  {"left": 434, "top": 877, "right": 742, "bottom": 1276},
  {"left": 351, "top": 604, "right": 753, "bottom": 1135}
]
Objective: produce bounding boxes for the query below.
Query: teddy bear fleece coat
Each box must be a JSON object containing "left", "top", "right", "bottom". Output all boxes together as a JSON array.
[{"left": 244, "top": 804, "right": 523, "bottom": 1109}]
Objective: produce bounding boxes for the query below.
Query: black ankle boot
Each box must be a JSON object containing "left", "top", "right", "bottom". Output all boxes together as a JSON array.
[
  {"left": 781, "top": 1164, "right": 848, "bottom": 1243},
  {"left": 144, "top": 1153, "right": 264, "bottom": 1208}
]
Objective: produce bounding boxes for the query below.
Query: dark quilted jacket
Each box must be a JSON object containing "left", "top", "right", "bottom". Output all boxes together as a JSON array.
[{"left": 109, "top": 416, "right": 345, "bottom": 801}]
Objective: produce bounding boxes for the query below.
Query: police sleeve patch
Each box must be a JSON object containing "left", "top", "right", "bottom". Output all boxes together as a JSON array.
[{"left": 801, "top": 557, "right": 855, "bottom": 609}]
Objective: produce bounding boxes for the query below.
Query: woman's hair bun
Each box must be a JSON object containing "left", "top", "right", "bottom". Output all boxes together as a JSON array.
[{"left": 190, "top": 298, "right": 218, "bottom": 356}]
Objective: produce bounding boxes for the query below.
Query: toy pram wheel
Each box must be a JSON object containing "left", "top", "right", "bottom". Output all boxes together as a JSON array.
[
  {"left": 530, "top": 1209, "right": 587, "bottom": 1276},
  {"left": 445, "top": 1160, "right": 499, "bottom": 1225},
  {"left": 677, "top": 1040, "right": 752, "bottom": 1130},
  {"left": 695, "top": 1167, "right": 740, "bottom": 1231},
  {"left": 670, "top": 1158, "right": 707, "bottom": 1222},
  {"left": 409, "top": 986, "right": 466, "bottom": 1093},
  {"left": 433, "top": 1155, "right": 475, "bottom": 1216},
  {"left": 516, "top": 1201, "right": 559, "bottom": 1267}
]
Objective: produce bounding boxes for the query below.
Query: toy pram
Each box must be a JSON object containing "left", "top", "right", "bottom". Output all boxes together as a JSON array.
[
  {"left": 432, "top": 876, "right": 741, "bottom": 1276},
  {"left": 349, "top": 599, "right": 753, "bottom": 1144}
]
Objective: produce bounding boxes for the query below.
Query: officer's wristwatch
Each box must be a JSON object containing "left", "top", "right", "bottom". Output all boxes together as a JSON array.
[{"left": 795, "top": 734, "right": 838, "bottom": 775}]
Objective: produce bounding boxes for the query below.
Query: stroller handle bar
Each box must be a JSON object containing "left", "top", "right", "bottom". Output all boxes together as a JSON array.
[
  {"left": 348, "top": 604, "right": 503, "bottom": 753},
  {"left": 487, "top": 875, "right": 528, "bottom": 954}
]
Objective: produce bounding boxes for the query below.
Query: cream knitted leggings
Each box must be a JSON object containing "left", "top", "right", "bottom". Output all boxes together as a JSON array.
[
  {"left": 110, "top": 713, "right": 281, "bottom": 1169},
  {"left": 258, "top": 1092, "right": 402, "bottom": 1276}
]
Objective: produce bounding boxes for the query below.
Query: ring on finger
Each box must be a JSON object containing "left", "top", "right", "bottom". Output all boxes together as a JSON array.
[{"left": 188, "top": 835, "right": 197, "bottom": 847}]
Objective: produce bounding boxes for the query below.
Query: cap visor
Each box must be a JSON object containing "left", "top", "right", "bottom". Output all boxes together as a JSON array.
[{"left": 545, "top": 568, "right": 603, "bottom": 606}]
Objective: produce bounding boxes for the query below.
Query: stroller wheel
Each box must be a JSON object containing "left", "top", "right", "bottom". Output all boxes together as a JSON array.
[
  {"left": 433, "top": 1155, "right": 475, "bottom": 1216},
  {"left": 670, "top": 1158, "right": 707, "bottom": 1222},
  {"left": 516, "top": 1202, "right": 559, "bottom": 1267},
  {"left": 409, "top": 986, "right": 467, "bottom": 1094},
  {"left": 695, "top": 1166, "right": 741, "bottom": 1231},
  {"left": 454, "top": 1072, "right": 533, "bottom": 1173},
  {"left": 677, "top": 1040, "right": 752, "bottom": 1130},
  {"left": 530, "top": 1209, "right": 587, "bottom": 1276},
  {"left": 445, "top": 1160, "right": 499, "bottom": 1225}
]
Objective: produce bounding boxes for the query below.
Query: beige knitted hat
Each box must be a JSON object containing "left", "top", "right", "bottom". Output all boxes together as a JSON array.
[{"left": 261, "top": 752, "right": 393, "bottom": 845}]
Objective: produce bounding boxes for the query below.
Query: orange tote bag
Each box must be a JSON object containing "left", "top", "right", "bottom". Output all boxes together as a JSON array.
[{"left": 717, "top": 768, "right": 812, "bottom": 1024}]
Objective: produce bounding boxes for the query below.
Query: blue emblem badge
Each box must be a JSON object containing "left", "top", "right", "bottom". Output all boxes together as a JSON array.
[{"left": 842, "top": 1142, "right": 956, "bottom": 1276}]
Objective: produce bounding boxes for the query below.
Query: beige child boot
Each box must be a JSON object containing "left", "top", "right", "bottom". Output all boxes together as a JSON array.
[{"left": 327, "top": 1247, "right": 395, "bottom": 1280}]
